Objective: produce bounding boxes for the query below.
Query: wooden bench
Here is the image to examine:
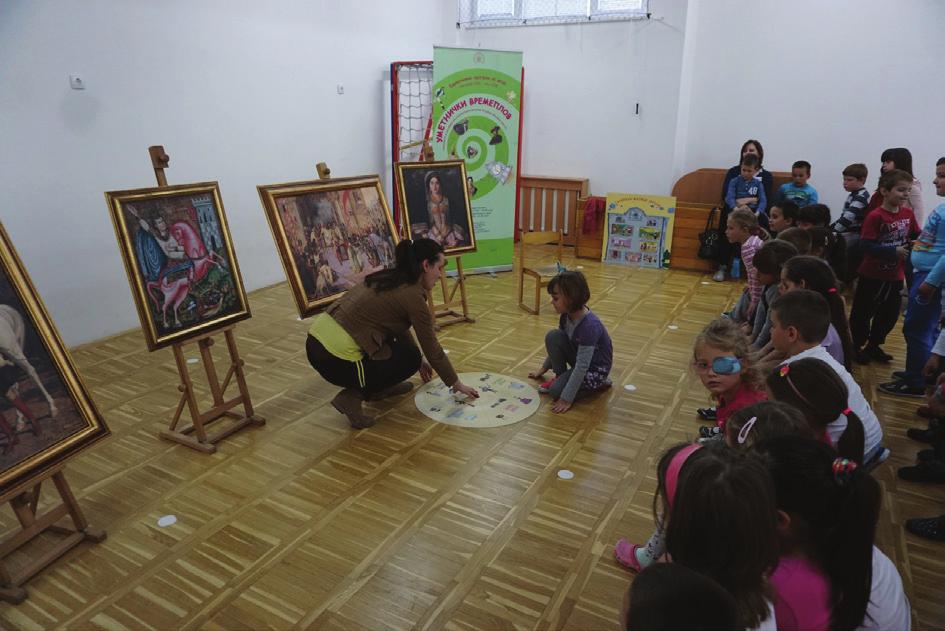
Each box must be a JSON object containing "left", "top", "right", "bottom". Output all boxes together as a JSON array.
[{"left": 669, "top": 168, "right": 793, "bottom": 271}]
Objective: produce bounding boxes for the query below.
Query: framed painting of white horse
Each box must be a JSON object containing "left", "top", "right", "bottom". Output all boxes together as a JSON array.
[
  {"left": 106, "top": 182, "right": 250, "bottom": 350},
  {"left": 0, "top": 222, "right": 108, "bottom": 497}
]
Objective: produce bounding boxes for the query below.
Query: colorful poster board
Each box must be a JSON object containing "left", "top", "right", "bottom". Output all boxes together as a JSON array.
[
  {"left": 601, "top": 194, "right": 676, "bottom": 269},
  {"left": 431, "top": 47, "right": 522, "bottom": 272}
]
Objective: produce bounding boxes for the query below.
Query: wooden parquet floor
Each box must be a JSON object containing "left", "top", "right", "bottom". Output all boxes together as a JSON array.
[{"left": 0, "top": 248, "right": 942, "bottom": 630}]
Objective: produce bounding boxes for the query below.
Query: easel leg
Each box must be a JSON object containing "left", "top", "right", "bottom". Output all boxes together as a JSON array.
[{"left": 224, "top": 329, "right": 265, "bottom": 426}]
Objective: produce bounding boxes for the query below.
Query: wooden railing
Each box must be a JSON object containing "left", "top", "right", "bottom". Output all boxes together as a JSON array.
[{"left": 518, "top": 175, "right": 589, "bottom": 246}]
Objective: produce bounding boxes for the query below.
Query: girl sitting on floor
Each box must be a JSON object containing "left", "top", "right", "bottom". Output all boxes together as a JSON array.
[{"left": 529, "top": 271, "right": 613, "bottom": 414}]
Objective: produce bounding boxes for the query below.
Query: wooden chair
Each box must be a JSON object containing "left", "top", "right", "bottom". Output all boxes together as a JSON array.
[{"left": 518, "top": 229, "right": 564, "bottom": 314}]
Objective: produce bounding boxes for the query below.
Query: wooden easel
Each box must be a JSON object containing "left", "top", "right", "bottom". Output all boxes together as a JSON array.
[
  {"left": 0, "top": 467, "right": 106, "bottom": 603},
  {"left": 428, "top": 258, "right": 475, "bottom": 328},
  {"left": 149, "top": 145, "right": 265, "bottom": 454}
]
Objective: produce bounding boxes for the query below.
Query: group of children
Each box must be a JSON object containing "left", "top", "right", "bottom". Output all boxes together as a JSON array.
[{"left": 522, "top": 146, "right": 944, "bottom": 630}]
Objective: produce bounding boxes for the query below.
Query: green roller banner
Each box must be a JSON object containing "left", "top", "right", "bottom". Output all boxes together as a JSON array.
[{"left": 432, "top": 46, "right": 522, "bottom": 272}]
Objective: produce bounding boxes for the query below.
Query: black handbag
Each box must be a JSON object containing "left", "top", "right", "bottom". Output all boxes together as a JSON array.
[{"left": 697, "top": 207, "right": 722, "bottom": 260}]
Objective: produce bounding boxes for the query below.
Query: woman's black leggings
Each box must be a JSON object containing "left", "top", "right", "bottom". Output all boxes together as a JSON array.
[{"left": 306, "top": 335, "right": 421, "bottom": 396}]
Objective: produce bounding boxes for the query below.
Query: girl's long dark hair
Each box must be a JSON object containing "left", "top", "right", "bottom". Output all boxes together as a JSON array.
[
  {"left": 664, "top": 443, "right": 779, "bottom": 630},
  {"left": 782, "top": 256, "right": 854, "bottom": 370},
  {"left": 364, "top": 238, "right": 443, "bottom": 292},
  {"left": 758, "top": 436, "right": 879, "bottom": 631},
  {"left": 765, "top": 358, "right": 865, "bottom": 463}
]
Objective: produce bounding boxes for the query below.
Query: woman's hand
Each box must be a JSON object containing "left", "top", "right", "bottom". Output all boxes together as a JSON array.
[
  {"left": 528, "top": 368, "right": 546, "bottom": 380},
  {"left": 451, "top": 381, "right": 479, "bottom": 399},
  {"left": 551, "top": 399, "right": 572, "bottom": 414},
  {"left": 419, "top": 360, "right": 434, "bottom": 383}
]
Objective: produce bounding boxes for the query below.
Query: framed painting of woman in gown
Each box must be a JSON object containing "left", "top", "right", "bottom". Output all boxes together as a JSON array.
[{"left": 396, "top": 160, "right": 477, "bottom": 256}]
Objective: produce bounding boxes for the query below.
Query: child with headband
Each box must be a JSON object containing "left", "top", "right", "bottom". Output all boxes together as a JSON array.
[
  {"left": 766, "top": 358, "right": 868, "bottom": 464},
  {"left": 614, "top": 443, "right": 701, "bottom": 574}
]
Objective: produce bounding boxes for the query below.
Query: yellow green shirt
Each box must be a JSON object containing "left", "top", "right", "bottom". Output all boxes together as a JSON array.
[{"left": 308, "top": 313, "right": 363, "bottom": 361}]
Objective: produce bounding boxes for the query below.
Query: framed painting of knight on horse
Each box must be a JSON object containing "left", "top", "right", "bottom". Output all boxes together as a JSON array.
[
  {"left": 106, "top": 182, "right": 250, "bottom": 350},
  {"left": 0, "top": 222, "right": 108, "bottom": 497},
  {"left": 258, "top": 175, "right": 399, "bottom": 317}
]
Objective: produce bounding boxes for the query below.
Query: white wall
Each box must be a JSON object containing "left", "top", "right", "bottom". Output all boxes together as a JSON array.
[
  {"left": 678, "top": 0, "right": 945, "bottom": 217},
  {"left": 448, "top": 0, "right": 689, "bottom": 198},
  {"left": 0, "top": 0, "right": 444, "bottom": 346}
]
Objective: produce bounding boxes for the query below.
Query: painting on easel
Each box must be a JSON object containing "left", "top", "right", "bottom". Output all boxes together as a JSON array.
[
  {"left": 106, "top": 182, "right": 250, "bottom": 351},
  {"left": 258, "top": 175, "right": 399, "bottom": 317},
  {"left": 396, "top": 160, "right": 477, "bottom": 256},
  {"left": 0, "top": 223, "right": 108, "bottom": 497}
]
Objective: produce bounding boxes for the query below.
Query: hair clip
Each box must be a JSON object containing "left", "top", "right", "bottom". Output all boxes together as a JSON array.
[
  {"left": 841, "top": 407, "right": 852, "bottom": 416},
  {"left": 737, "top": 416, "right": 757, "bottom": 445},
  {"left": 832, "top": 457, "right": 858, "bottom": 486},
  {"left": 828, "top": 287, "right": 837, "bottom": 294},
  {"left": 778, "top": 364, "right": 790, "bottom": 377}
]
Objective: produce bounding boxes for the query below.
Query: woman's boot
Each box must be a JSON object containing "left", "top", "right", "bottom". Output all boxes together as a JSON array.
[{"left": 331, "top": 388, "right": 376, "bottom": 429}]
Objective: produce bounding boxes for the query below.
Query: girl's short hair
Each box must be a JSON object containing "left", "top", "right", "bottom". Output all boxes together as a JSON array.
[
  {"left": 547, "top": 270, "right": 590, "bottom": 310},
  {"left": 726, "top": 400, "right": 814, "bottom": 449},
  {"left": 694, "top": 318, "right": 762, "bottom": 390},
  {"left": 757, "top": 436, "right": 880, "bottom": 631},
  {"left": 765, "top": 358, "right": 865, "bottom": 463},
  {"left": 664, "top": 443, "right": 779, "bottom": 630}
]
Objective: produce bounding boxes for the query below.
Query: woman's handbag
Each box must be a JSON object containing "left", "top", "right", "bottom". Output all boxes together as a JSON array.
[{"left": 697, "top": 207, "right": 722, "bottom": 260}]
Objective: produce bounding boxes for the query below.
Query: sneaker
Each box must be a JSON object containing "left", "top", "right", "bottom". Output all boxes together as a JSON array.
[
  {"left": 916, "top": 405, "right": 940, "bottom": 420},
  {"left": 854, "top": 349, "right": 872, "bottom": 365},
  {"left": 891, "top": 370, "right": 908, "bottom": 380},
  {"left": 697, "top": 407, "right": 717, "bottom": 421},
  {"left": 865, "top": 344, "right": 894, "bottom": 363},
  {"left": 699, "top": 425, "right": 722, "bottom": 439},
  {"left": 898, "top": 460, "right": 945, "bottom": 483},
  {"left": 878, "top": 381, "right": 926, "bottom": 398},
  {"left": 712, "top": 266, "right": 727, "bottom": 282},
  {"left": 907, "top": 425, "right": 945, "bottom": 444},
  {"left": 917, "top": 448, "right": 938, "bottom": 462},
  {"left": 904, "top": 515, "right": 945, "bottom": 541},
  {"left": 538, "top": 378, "right": 555, "bottom": 394}
]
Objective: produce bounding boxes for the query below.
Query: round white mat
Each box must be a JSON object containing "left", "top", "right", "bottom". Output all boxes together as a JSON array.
[{"left": 414, "top": 372, "right": 541, "bottom": 428}]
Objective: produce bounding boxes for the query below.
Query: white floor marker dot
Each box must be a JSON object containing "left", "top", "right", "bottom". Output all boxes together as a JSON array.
[
  {"left": 444, "top": 349, "right": 450, "bottom": 354},
  {"left": 576, "top": 266, "right": 584, "bottom": 270},
  {"left": 701, "top": 281, "right": 710, "bottom": 285},
  {"left": 186, "top": 358, "right": 198, "bottom": 365},
  {"left": 296, "top": 316, "right": 303, "bottom": 321},
  {"left": 157, "top": 515, "right": 177, "bottom": 527},
  {"left": 623, "top": 384, "right": 637, "bottom": 392},
  {"left": 557, "top": 469, "right": 575, "bottom": 480},
  {"left": 668, "top": 325, "right": 679, "bottom": 330}
]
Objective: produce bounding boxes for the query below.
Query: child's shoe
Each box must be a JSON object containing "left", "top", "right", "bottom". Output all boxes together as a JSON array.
[
  {"left": 904, "top": 515, "right": 945, "bottom": 541},
  {"left": 699, "top": 425, "right": 722, "bottom": 439},
  {"left": 712, "top": 265, "right": 727, "bottom": 282},
  {"left": 697, "top": 407, "right": 717, "bottom": 421},
  {"left": 538, "top": 378, "right": 555, "bottom": 394},
  {"left": 614, "top": 538, "right": 647, "bottom": 572}
]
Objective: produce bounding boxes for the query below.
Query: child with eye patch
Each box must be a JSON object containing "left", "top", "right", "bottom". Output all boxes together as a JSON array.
[{"left": 692, "top": 318, "right": 767, "bottom": 441}]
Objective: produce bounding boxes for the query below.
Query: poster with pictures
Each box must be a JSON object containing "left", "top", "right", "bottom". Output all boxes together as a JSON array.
[{"left": 601, "top": 194, "right": 676, "bottom": 269}]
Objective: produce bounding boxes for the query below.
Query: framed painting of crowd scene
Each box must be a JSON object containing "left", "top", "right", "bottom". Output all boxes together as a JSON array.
[
  {"left": 106, "top": 182, "right": 250, "bottom": 351},
  {"left": 257, "top": 175, "right": 399, "bottom": 318},
  {"left": 0, "top": 222, "right": 109, "bottom": 498},
  {"left": 396, "top": 160, "right": 477, "bottom": 256}
]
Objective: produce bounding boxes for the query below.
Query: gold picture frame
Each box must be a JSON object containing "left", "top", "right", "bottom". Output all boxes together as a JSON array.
[
  {"left": 0, "top": 222, "right": 109, "bottom": 498},
  {"left": 106, "top": 182, "right": 251, "bottom": 351},
  {"left": 258, "top": 175, "right": 399, "bottom": 318},
  {"left": 396, "top": 160, "right": 477, "bottom": 256}
]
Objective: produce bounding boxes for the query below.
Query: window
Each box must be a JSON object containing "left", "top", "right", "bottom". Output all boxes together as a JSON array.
[{"left": 458, "top": 0, "right": 648, "bottom": 28}]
